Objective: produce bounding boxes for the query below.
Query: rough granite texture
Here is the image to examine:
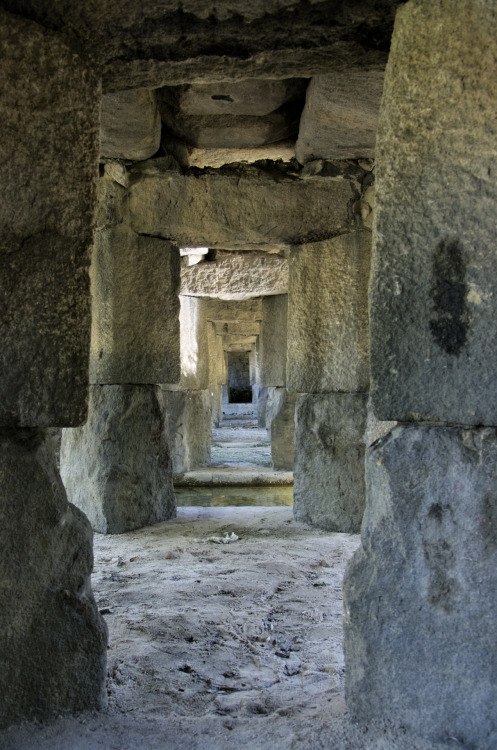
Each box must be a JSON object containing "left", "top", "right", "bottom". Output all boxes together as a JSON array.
[
  {"left": 287, "top": 232, "right": 371, "bottom": 394},
  {"left": 159, "top": 79, "right": 307, "bottom": 117},
  {"left": 160, "top": 107, "right": 299, "bottom": 150},
  {"left": 293, "top": 393, "right": 368, "bottom": 533},
  {"left": 0, "top": 1, "right": 399, "bottom": 90},
  {"left": 161, "top": 389, "right": 212, "bottom": 474},
  {"left": 0, "top": 11, "right": 100, "bottom": 427},
  {"left": 181, "top": 252, "right": 289, "bottom": 299},
  {"left": 295, "top": 69, "right": 384, "bottom": 163},
  {"left": 270, "top": 390, "right": 298, "bottom": 471},
  {"left": 261, "top": 295, "right": 288, "bottom": 387},
  {"left": 90, "top": 225, "right": 180, "bottom": 385},
  {"left": 100, "top": 88, "right": 161, "bottom": 161},
  {"left": 370, "top": 0, "right": 497, "bottom": 425},
  {"left": 0, "top": 429, "right": 107, "bottom": 727},
  {"left": 176, "top": 296, "right": 210, "bottom": 390},
  {"left": 344, "top": 423, "right": 497, "bottom": 749},
  {"left": 129, "top": 164, "right": 358, "bottom": 250},
  {"left": 60, "top": 385, "right": 176, "bottom": 534}
]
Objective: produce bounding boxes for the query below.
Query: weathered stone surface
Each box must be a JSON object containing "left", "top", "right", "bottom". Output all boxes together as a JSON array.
[
  {"left": 370, "top": 1, "right": 497, "bottom": 425},
  {"left": 164, "top": 140, "right": 296, "bottom": 169},
  {"left": 295, "top": 69, "right": 384, "bottom": 163},
  {"left": 210, "top": 385, "right": 224, "bottom": 428},
  {"left": 95, "top": 173, "right": 128, "bottom": 230},
  {"left": 0, "top": 429, "right": 107, "bottom": 727},
  {"left": 181, "top": 252, "right": 289, "bottom": 299},
  {"left": 213, "top": 321, "right": 260, "bottom": 337},
  {"left": 270, "top": 390, "right": 298, "bottom": 471},
  {"left": 100, "top": 88, "right": 161, "bottom": 161},
  {"left": 159, "top": 79, "right": 307, "bottom": 117},
  {"left": 287, "top": 232, "right": 371, "bottom": 393},
  {"left": 206, "top": 298, "right": 262, "bottom": 323},
  {"left": 90, "top": 225, "right": 180, "bottom": 385},
  {"left": 129, "top": 165, "right": 357, "bottom": 250},
  {"left": 0, "top": 11, "right": 100, "bottom": 427},
  {"left": 2, "top": 2, "right": 398, "bottom": 91},
  {"left": 177, "top": 296, "right": 209, "bottom": 390},
  {"left": 60, "top": 385, "right": 176, "bottom": 534},
  {"left": 207, "top": 323, "right": 226, "bottom": 387},
  {"left": 261, "top": 295, "right": 288, "bottom": 387},
  {"left": 344, "top": 424, "right": 497, "bottom": 748},
  {"left": 162, "top": 389, "right": 212, "bottom": 474},
  {"left": 293, "top": 393, "right": 368, "bottom": 532},
  {"left": 161, "top": 109, "right": 298, "bottom": 149}
]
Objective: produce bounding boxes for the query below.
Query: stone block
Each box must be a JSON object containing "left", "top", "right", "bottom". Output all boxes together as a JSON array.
[
  {"left": 295, "top": 69, "right": 384, "bottom": 163},
  {"left": 178, "top": 296, "right": 209, "bottom": 389},
  {"left": 181, "top": 251, "right": 289, "bottom": 299},
  {"left": 270, "top": 390, "right": 298, "bottom": 471},
  {"left": 159, "top": 79, "right": 306, "bottom": 117},
  {"left": 287, "top": 232, "right": 371, "bottom": 393},
  {"left": 90, "top": 225, "right": 180, "bottom": 385},
  {"left": 261, "top": 295, "right": 288, "bottom": 387},
  {"left": 60, "top": 385, "right": 176, "bottom": 534},
  {"left": 100, "top": 88, "right": 161, "bottom": 161},
  {"left": 344, "top": 423, "right": 497, "bottom": 749},
  {"left": 162, "top": 389, "right": 212, "bottom": 474},
  {"left": 370, "top": 1, "right": 497, "bottom": 425},
  {"left": 293, "top": 393, "right": 368, "bottom": 532},
  {"left": 129, "top": 165, "right": 356, "bottom": 250},
  {"left": 0, "top": 12, "right": 100, "bottom": 427},
  {"left": 0, "top": 428, "right": 107, "bottom": 727},
  {"left": 205, "top": 298, "right": 262, "bottom": 324}
]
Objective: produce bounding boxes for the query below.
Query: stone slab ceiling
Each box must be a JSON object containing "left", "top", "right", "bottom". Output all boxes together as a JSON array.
[{"left": 3, "top": 1, "right": 402, "bottom": 89}]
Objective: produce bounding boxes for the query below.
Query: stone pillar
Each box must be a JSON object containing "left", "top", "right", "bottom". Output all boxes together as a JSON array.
[
  {"left": 162, "top": 296, "right": 211, "bottom": 473},
  {"left": 260, "top": 294, "right": 288, "bottom": 388},
  {"left": 207, "top": 322, "right": 224, "bottom": 427},
  {"left": 61, "top": 175, "right": 180, "bottom": 532},
  {"left": 287, "top": 231, "right": 373, "bottom": 530},
  {"left": 344, "top": 3, "right": 497, "bottom": 747},
  {"left": 269, "top": 390, "right": 298, "bottom": 471},
  {"left": 0, "top": 11, "right": 106, "bottom": 725}
]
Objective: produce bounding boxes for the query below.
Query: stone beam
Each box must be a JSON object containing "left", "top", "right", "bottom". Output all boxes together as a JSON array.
[
  {"left": 205, "top": 298, "right": 262, "bottom": 323},
  {"left": 180, "top": 252, "right": 289, "bottom": 299},
  {"left": 0, "top": 1, "right": 400, "bottom": 91},
  {"left": 129, "top": 164, "right": 357, "bottom": 250}
]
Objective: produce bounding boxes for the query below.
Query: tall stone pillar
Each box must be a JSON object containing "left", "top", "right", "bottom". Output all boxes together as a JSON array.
[
  {"left": 287, "top": 231, "right": 374, "bottom": 531},
  {"left": 162, "top": 295, "right": 211, "bottom": 474},
  {"left": 61, "top": 176, "right": 180, "bottom": 532},
  {"left": 344, "top": 3, "right": 497, "bottom": 747},
  {"left": 0, "top": 11, "right": 106, "bottom": 725}
]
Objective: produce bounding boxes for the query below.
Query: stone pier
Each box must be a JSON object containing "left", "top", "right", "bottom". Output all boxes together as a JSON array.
[
  {"left": 0, "top": 11, "right": 107, "bottom": 725},
  {"left": 61, "top": 172, "right": 180, "bottom": 533},
  {"left": 288, "top": 231, "right": 374, "bottom": 531},
  {"left": 344, "top": 3, "right": 497, "bottom": 747},
  {"left": 162, "top": 295, "right": 212, "bottom": 474}
]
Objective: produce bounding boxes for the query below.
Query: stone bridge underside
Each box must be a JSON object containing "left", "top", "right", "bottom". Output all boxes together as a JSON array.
[{"left": 1, "top": 2, "right": 497, "bottom": 748}]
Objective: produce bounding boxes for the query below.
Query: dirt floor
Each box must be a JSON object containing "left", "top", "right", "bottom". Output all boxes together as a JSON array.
[
  {"left": 2, "top": 506, "right": 446, "bottom": 750},
  {"left": 1, "top": 420, "right": 448, "bottom": 749}
]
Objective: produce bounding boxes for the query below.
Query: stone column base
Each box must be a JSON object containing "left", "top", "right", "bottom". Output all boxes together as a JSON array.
[
  {"left": 61, "top": 384, "right": 176, "bottom": 534},
  {"left": 0, "top": 429, "right": 107, "bottom": 727},
  {"left": 344, "top": 424, "right": 497, "bottom": 748}
]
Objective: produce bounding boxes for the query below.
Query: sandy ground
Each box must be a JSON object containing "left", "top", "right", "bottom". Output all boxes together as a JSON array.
[{"left": 2, "top": 506, "right": 447, "bottom": 750}]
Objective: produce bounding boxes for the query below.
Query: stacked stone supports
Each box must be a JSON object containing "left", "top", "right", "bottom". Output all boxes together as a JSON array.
[
  {"left": 288, "top": 231, "right": 373, "bottom": 531},
  {"left": 163, "top": 295, "right": 212, "bottom": 474},
  {"left": 61, "top": 172, "right": 180, "bottom": 533},
  {"left": 0, "top": 11, "right": 106, "bottom": 725},
  {"left": 344, "top": 3, "right": 497, "bottom": 748}
]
